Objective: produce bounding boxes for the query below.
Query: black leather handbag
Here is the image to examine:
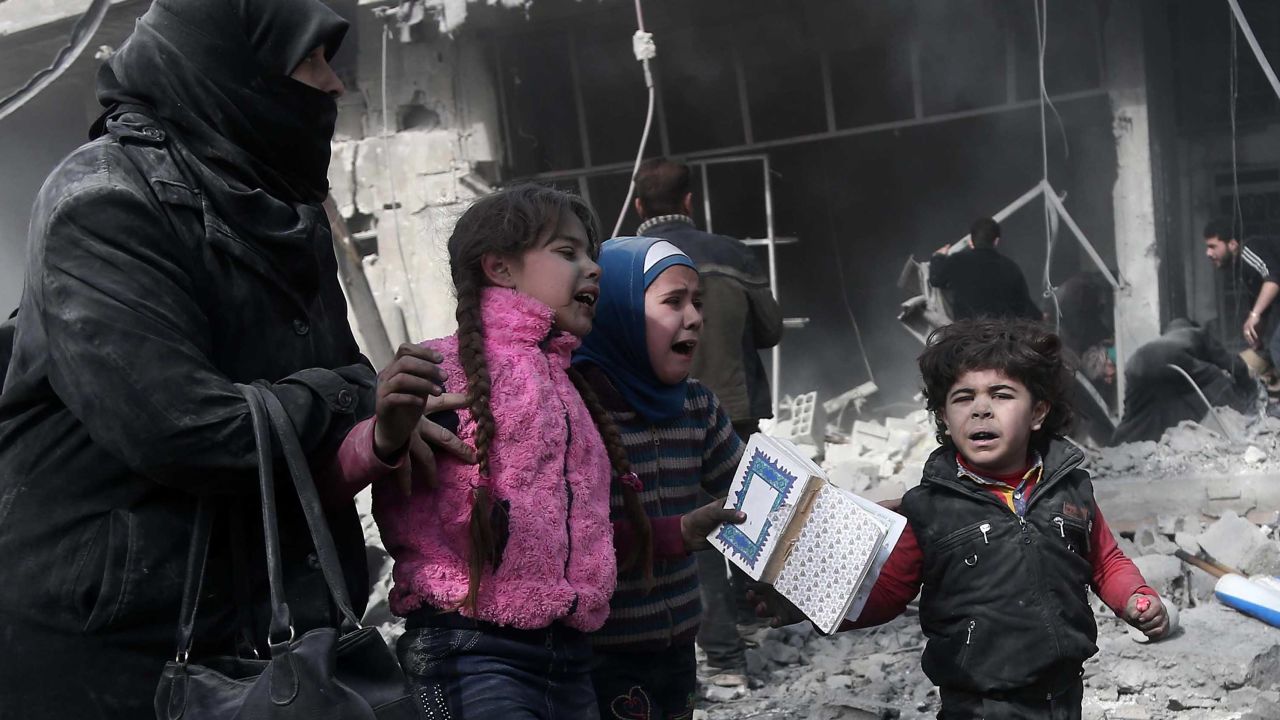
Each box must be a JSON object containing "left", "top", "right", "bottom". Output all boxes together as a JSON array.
[{"left": 154, "top": 384, "right": 416, "bottom": 719}]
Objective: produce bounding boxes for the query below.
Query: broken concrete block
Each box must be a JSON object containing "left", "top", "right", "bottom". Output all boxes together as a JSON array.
[
  {"left": 1135, "top": 527, "right": 1178, "bottom": 556},
  {"left": 1198, "top": 512, "right": 1270, "bottom": 573},
  {"left": 1133, "top": 554, "right": 1184, "bottom": 600},
  {"left": 1245, "top": 445, "right": 1268, "bottom": 464},
  {"left": 827, "top": 462, "right": 873, "bottom": 494},
  {"left": 1174, "top": 531, "right": 1202, "bottom": 555},
  {"left": 876, "top": 459, "right": 898, "bottom": 480},
  {"left": 863, "top": 481, "right": 905, "bottom": 504},
  {"left": 851, "top": 421, "right": 889, "bottom": 453}
]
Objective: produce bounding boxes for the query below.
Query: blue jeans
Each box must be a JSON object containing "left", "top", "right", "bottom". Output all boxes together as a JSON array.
[
  {"left": 397, "top": 612, "right": 600, "bottom": 720},
  {"left": 591, "top": 644, "right": 697, "bottom": 720}
]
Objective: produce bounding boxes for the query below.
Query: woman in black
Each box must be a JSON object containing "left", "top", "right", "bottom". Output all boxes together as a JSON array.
[{"left": 0, "top": 2, "right": 397, "bottom": 717}]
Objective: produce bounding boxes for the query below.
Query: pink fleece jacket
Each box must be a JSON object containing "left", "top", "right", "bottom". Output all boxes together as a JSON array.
[{"left": 333, "top": 288, "right": 615, "bottom": 631}]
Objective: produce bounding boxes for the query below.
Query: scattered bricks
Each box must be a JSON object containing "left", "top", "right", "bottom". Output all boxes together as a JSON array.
[
  {"left": 827, "top": 463, "right": 873, "bottom": 494},
  {"left": 851, "top": 421, "right": 890, "bottom": 453},
  {"left": 1198, "top": 512, "right": 1268, "bottom": 572},
  {"left": 762, "top": 636, "right": 802, "bottom": 666},
  {"left": 876, "top": 459, "right": 898, "bottom": 480}
]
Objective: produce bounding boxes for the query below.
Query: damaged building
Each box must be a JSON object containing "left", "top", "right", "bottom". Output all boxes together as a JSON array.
[
  {"left": 5, "top": 1, "right": 1280, "bottom": 717},
  {"left": 3, "top": 0, "right": 1279, "bottom": 413},
  {"left": 3, "top": 0, "right": 1260, "bottom": 410}
]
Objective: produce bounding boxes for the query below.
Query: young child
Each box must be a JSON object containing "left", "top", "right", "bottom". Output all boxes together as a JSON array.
[
  {"left": 763, "top": 318, "right": 1169, "bottom": 719},
  {"left": 330, "top": 185, "right": 643, "bottom": 719},
  {"left": 572, "top": 236, "right": 748, "bottom": 720}
]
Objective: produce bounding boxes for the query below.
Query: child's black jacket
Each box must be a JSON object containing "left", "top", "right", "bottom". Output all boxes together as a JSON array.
[{"left": 900, "top": 437, "right": 1098, "bottom": 694}]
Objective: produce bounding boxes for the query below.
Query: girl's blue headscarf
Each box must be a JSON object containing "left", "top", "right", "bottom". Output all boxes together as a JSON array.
[{"left": 573, "top": 236, "right": 698, "bottom": 423}]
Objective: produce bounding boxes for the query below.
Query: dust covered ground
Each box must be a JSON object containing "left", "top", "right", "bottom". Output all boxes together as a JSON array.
[
  {"left": 356, "top": 406, "right": 1280, "bottom": 720},
  {"left": 693, "top": 407, "right": 1280, "bottom": 720}
]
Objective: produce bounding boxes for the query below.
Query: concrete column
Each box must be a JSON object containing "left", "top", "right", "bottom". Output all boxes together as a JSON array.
[{"left": 1105, "top": 0, "right": 1162, "bottom": 411}]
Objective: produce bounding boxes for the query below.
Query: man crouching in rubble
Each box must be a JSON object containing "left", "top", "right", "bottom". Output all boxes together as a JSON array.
[{"left": 759, "top": 319, "right": 1169, "bottom": 719}]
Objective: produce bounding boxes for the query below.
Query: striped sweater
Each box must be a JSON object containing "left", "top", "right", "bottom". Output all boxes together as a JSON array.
[{"left": 578, "top": 363, "right": 744, "bottom": 652}]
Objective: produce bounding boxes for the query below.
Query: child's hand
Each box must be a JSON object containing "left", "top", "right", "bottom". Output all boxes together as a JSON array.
[
  {"left": 746, "top": 582, "right": 806, "bottom": 628},
  {"left": 373, "top": 344, "right": 447, "bottom": 462},
  {"left": 680, "top": 499, "right": 745, "bottom": 552},
  {"left": 1123, "top": 593, "right": 1170, "bottom": 640}
]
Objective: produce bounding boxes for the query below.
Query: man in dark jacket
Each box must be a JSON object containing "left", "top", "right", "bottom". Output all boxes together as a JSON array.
[
  {"left": 929, "top": 217, "right": 1043, "bottom": 322},
  {"left": 1111, "top": 319, "right": 1259, "bottom": 445},
  {"left": 633, "top": 158, "right": 784, "bottom": 436},
  {"left": 0, "top": 2, "right": 461, "bottom": 717},
  {"left": 633, "top": 157, "right": 783, "bottom": 688}
]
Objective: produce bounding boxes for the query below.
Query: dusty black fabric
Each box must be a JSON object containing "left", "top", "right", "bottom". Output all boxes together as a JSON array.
[
  {"left": 0, "top": 69, "right": 370, "bottom": 720},
  {"left": 900, "top": 440, "right": 1098, "bottom": 696},
  {"left": 1112, "top": 323, "right": 1257, "bottom": 445},
  {"left": 929, "top": 247, "right": 1043, "bottom": 322},
  {"left": 95, "top": 0, "right": 347, "bottom": 295}
]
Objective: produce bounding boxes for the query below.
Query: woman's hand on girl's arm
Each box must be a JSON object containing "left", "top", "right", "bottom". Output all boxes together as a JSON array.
[
  {"left": 400, "top": 396, "right": 476, "bottom": 495},
  {"left": 680, "top": 498, "right": 744, "bottom": 552},
  {"left": 373, "top": 343, "right": 448, "bottom": 461}
]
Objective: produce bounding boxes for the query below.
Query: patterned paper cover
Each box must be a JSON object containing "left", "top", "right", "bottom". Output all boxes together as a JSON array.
[
  {"left": 708, "top": 443, "right": 807, "bottom": 580},
  {"left": 772, "top": 485, "right": 889, "bottom": 634}
]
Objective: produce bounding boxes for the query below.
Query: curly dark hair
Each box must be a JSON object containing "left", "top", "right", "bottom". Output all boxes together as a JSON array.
[{"left": 918, "top": 318, "right": 1074, "bottom": 448}]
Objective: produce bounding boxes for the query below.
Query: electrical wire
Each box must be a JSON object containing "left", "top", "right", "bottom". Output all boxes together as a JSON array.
[
  {"left": 611, "top": 0, "right": 657, "bottom": 238},
  {"left": 1034, "top": 0, "right": 1063, "bottom": 329},
  {"left": 378, "top": 19, "right": 420, "bottom": 332},
  {"left": 1229, "top": 8, "right": 1245, "bottom": 347}
]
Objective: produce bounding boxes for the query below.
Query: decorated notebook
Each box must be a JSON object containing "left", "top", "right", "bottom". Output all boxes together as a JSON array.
[{"left": 707, "top": 434, "right": 906, "bottom": 634}]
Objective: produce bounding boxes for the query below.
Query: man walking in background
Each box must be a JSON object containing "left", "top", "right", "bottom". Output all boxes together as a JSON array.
[
  {"left": 929, "top": 217, "right": 1043, "bottom": 322},
  {"left": 633, "top": 157, "right": 784, "bottom": 693}
]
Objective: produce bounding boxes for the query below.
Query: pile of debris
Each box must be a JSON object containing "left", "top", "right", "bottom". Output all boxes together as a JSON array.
[
  {"left": 1088, "top": 408, "right": 1280, "bottom": 478},
  {"left": 821, "top": 410, "right": 936, "bottom": 504}
]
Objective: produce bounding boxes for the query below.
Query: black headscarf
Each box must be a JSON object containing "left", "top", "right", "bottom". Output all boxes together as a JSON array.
[{"left": 95, "top": 0, "right": 349, "bottom": 293}]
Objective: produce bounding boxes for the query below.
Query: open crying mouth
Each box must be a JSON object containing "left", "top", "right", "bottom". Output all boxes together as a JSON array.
[
  {"left": 573, "top": 292, "right": 596, "bottom": 307},
  {"left": 671, "top": 340, "right": 697, "bottom": 356},
  {"left": 969, "top": 431, "right": 998, "bottom": 441}
]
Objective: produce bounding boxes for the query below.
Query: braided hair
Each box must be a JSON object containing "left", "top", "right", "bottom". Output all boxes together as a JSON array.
[{"left": 447, "top": 184, "right": 652, "bottom": 610}]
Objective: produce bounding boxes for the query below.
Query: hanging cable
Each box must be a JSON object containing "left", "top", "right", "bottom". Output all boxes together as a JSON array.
[
  {"left": 1229, "top": 7, "right": 1245, "bottom": 346},
  {"left": 1034, "top": 0, "right": 1063, "bottom": 329},
  {"left": 610, "top": 0, "right": 658, "bottom": 238},
  {"left": 376, "top": 17, "right": 420, "bottom": 333}
]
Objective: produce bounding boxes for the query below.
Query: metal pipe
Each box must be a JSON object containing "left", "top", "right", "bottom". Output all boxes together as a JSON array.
[
  {"left": 1227, "top": 0, "right": 1280, "bottom": 103},
  {"left": 763, "top": 156, "right": 781, "bottom": 417},
  {"left": 524, "top": 90, "right": 1110, "bottom": 184}
]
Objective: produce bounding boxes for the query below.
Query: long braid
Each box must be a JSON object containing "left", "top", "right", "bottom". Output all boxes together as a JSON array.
[
  {"left": 454, "top": 272, "right": 498, "bottom": 613},
  {"left": 567, "top": 366, "right": 654, "bottom": 587}
]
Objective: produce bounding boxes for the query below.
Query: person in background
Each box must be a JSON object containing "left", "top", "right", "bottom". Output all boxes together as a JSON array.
[
  {"left": 633, "top": 157, "right": 783, "bottom": 690},
  {"left": 1111, "top": 319, "right": 1259, "bottom": 444},
  {"left": 1203, "top": 218, "right": 1280, "bottom": 368},
  {"left": 929, "top": 217, "right": 1043, "bottom": 322}
]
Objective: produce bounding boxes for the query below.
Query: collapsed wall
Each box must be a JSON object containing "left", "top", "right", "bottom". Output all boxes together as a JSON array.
[{"left": 327, "top": 13, "right": 502, "bottom": 350}]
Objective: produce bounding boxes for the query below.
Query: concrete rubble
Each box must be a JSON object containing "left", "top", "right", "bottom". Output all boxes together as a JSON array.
[
  {"left": 694, "top": 406, "right": 1280, "bottom": 718},
  {"left": 352, "top": 402, "right": 1280, "bottom": 718}
]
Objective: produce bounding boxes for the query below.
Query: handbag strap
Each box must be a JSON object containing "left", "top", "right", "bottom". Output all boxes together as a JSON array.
[
  {"left": 173, "top": 498, "right": 215, "bottom": 663},
  {"left": 240, "top": 384, "right": 295, "bottom": 654},
  {"left": 257, "top": 386, "right": 362, "bottom": 628},
  {"left": 170, "top": 383, "right": 361, "bottom": 664}
]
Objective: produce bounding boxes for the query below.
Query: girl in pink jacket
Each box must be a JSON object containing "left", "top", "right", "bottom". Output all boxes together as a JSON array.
[{"left": 332, "top": 185, "right": 651, "bottom": 719}]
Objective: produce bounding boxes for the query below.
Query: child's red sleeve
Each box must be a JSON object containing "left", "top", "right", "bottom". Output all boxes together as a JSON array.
[
  {"left": 1089, "top": 503, "right": 1157, "bottom": 615},
  {"left": 614, "top": 517, "right": 687, "bottom": 561},
  {"left": 841, "top": 523, "right": 923, "bottom": 630}
]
